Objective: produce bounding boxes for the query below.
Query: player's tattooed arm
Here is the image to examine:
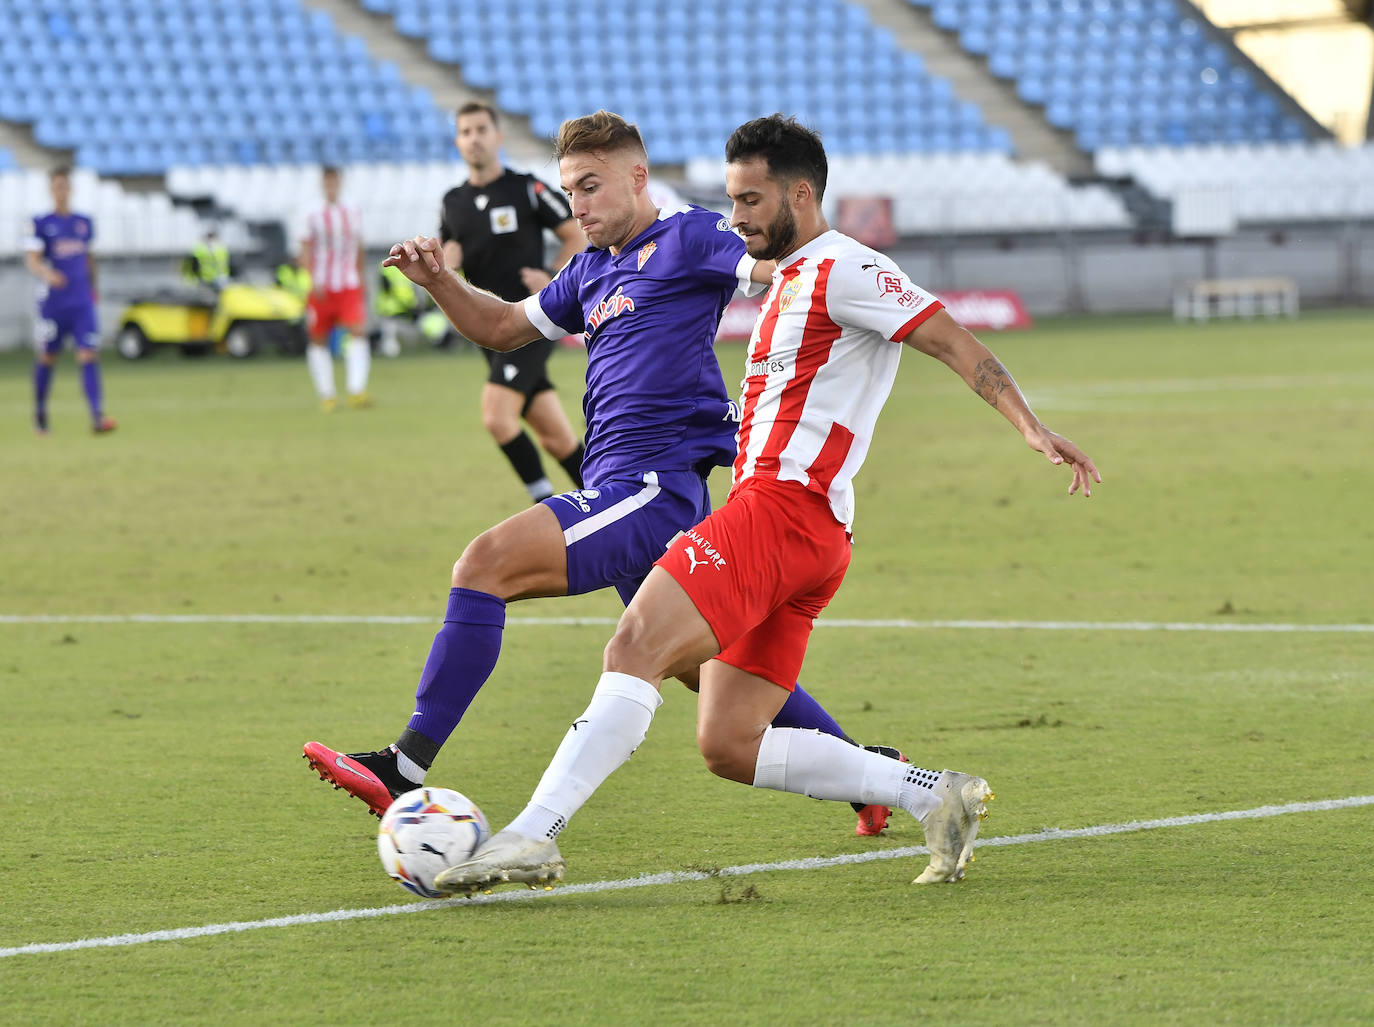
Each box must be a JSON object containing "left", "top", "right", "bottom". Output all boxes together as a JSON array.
[
  {"left": 904, "top": 308, "right": 1101, "bottom": 495},
  {"left": 904, "top": 308, "right": 1036, "bottom": 433},
  {"left": 972, "top": 358, "right": 1014, "bottom": 406}
]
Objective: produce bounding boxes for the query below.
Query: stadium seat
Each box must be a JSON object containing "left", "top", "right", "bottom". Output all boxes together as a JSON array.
[
  {"left": 0, "top": 0, "right": 450, "bottom": 178},
  {"left": 3, "top": 0, "right": 1347, "bottom": 250},
  {"left": 918, "top": 0, "right": 1316, "bottom": 152},
  {"left": 1095, "top": 139, "right": 1374, "bottom": 224},
  {"left": 344, "top": 0, "right": 1022, "bottom": 165}
]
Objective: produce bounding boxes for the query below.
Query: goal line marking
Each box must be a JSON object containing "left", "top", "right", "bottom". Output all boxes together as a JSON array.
[
  {"left": 2, "top": 614, "right": 1371, "bottom": 633},
  {"left": 3, "top": 794, "right": 1370, "bottom": 961}
]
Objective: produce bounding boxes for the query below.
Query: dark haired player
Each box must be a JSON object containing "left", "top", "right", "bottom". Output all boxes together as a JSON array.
[
  {"left": 26, "top": 167, "right": 115, "bottom": 435},
  {"left": 441, "top": 102, "right": 586, "bottom": 502},
  {"left": 439, "top": 115, "right": 1100, "bottom": 894}
]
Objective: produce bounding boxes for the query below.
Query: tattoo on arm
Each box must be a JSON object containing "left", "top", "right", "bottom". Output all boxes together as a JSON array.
[{"left": 972, "top": 358, "right": 1013, "bottom": 406}]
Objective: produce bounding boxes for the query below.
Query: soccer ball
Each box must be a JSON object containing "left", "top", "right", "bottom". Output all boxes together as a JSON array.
[{"left": 377, "top": 787, "right": 490, "bottom": 898}]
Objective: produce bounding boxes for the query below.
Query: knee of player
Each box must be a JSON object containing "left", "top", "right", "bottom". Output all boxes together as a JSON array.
[
  {"left": 453, "top": 527, "right": 529, "bottom": 597},
  {"left": 451, "top": 537, "right": 495, "bottom": 590},
  {"left": 480, "top": 409, "right": 518, "bottom": 440},
  {"left": 696, "top": 729, "right": 753, "bottom": 784},
  {"left": 602, "top": 622, "right": 673, "bottom": 684}
]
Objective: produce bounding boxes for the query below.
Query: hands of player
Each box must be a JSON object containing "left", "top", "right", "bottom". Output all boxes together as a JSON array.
[
  {"left": 381, "top": 236, "right": 448, "bottom": 287},
  {"left": 46, "top": 268, "right": 67, "bottom": 288},
  {"left": 520, "top": 267, "right": 552, "bottom": 293},
  {"left": 1023, "top": 425, "right": 1102, "bottom": 497}
]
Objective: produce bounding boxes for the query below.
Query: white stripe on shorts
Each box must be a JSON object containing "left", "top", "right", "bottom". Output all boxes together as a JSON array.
[{"left": 562, "top": 472, "right": 662, "bottom": 546}]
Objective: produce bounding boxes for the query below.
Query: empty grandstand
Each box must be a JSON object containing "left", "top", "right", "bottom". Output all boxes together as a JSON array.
[
  {"left": 0, "top": 0, "right": 451, "bottom": 174},
  {"left": 0, "top": 0, "right": 1370, "bottom": 342},
  {"left": 923, "top": 0, "right": 1319, "bottom": 150}
]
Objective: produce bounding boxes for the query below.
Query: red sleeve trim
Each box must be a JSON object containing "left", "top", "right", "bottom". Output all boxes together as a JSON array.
[{"left": 889, "top": 300, "right": 944, "bottom": 342}]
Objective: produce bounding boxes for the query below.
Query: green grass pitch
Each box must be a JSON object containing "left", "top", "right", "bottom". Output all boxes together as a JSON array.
[{"left": 2, "top": 309, "right": 1372, "bottom": 1024}]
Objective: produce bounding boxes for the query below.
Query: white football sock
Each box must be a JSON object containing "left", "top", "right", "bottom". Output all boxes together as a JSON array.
[
  {"left": 306, "top": 344, "right": 335, "bottom": 399},
  {"left": 392, "top": 747, "right": 426, "bottom": 785},
  {"left": 751, "top": 727, "right": 943, "bottom": 820},
  {"left": 344, "top": 335, "right": 370, "bottom": 394},
  {"left": 506, "top": 672, "right": 662, "bottom": 840},
  {"left": 525, "top": 477, "right": 555, "bottom": 502}
]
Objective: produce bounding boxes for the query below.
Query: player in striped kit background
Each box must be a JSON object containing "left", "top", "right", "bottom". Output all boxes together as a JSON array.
[{"left": 299, "top": 166, "right": 371, "bottom": 411}]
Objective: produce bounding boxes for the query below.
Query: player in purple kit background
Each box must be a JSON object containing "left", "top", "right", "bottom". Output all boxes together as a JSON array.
[
  {"left": 304, "top": 111, "right": 905, "bottom": 836},
  {"left": 25, "top": 166, "right": 116, "bottom": 435}
]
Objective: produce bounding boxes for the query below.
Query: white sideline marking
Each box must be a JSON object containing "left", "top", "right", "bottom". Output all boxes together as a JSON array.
[
  {"left": 1, "top": 614, "right": 1371, "bottom": 633},
  {"left": 3, "top": 794, "right": 1371, "bottom": 961}
]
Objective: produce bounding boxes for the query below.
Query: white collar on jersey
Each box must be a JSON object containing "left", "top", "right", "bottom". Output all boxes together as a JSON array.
[{"left": 778, "top": 229, "right": 842, "bottom": 270}]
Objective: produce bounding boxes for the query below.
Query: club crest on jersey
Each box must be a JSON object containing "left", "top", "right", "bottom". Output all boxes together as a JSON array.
[
  {"left": 778, "top": 276, "right": 804, "bottom": 313},
  {"left": 474, "top": 195, "right": 489, "bottom": 211},
  {"left": 875, "top": 270, "right": 905, "bottom": 296},
  {"left": 636, "top": 241, "right": 657, "bottom": 271},
  {"left": 587, "top": 286, "right": 635, "bottom": 333}
]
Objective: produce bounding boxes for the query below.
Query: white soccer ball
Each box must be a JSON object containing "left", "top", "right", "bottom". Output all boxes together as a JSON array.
[{"left": 377, "top": 787, "right": 489, "bottom": 898}]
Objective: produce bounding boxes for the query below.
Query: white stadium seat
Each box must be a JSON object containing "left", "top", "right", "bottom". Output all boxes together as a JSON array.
[
  {"left": 691, "top": 152, "right": 1132, "bottom": 234},
  {"left": 1096, "top": 141, "right": 1374, "bottom": 226},
  {"left": 0, "top": 167, "right": 226, "bottom": 258}
]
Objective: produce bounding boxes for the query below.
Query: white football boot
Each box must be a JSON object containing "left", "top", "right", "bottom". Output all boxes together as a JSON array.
[
  {"left": 434, "top": 829, "right": 565, "bottom": 895},
  {"left": 912, "top": 770, "right": 994, "bottom": 884}
]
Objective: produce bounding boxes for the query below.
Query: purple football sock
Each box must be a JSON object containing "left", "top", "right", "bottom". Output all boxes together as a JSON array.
[
  {"left": 772, "top": 682, "right": 855, "bottom": 744},
  {"left": 80, "top": 360, "right": 103, "bottom": 421},
  {"left": 34, "top": 363, "right": 54, "bottom": 426},
  {"left": 405, "top": 588, "right": 506, "bottom": 750}
]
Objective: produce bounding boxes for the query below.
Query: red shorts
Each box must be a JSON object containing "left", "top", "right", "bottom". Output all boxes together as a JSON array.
[
  {"left": 656, "top": 477, "right": 851, "bottom": 690},
  {"left": 306, "top": 287, "right": 366, "bottom": 339}
]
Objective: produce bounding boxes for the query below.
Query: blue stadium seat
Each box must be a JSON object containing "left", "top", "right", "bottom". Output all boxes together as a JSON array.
[
  {"left": 1, "top": 0, "right": 1308, "bottom": 174},
  {"left": 1017, "top": 75, "right": 1048, "bottom": 105},
  {"left": 1278, "top": 118, "right": 1306, "bottom": 141},
  {"left": 961, "top": 26, "right": 991, "bottom": 55},
  {"left": 931, "top": 2, "right": 962, "bottom": 31},
  {"left": 917, "top": 0, "right": 1312, "bottom": 151}
]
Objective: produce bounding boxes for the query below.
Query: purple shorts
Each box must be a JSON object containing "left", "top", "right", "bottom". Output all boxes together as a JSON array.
[
  {"left": 36, "top": 305, "right": 99, "bottom": 354},
  {"left": 543, "top": 469, "right": 714, "bottom": 606}
]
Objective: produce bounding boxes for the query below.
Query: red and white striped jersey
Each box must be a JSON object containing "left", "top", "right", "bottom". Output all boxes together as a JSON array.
[
  {"left": 302, "top": 203, "right": 363, "bottom": 292},
  {"left": 731, "top": 230, "right": 943, "bottom": 530}
]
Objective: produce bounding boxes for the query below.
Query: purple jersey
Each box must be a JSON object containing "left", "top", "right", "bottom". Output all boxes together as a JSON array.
[
  {"left": 27, "top": 212, "right": 95, "bottom": 316},
  {"left": 522, "top": 205, "right": 758, "bottom": 486}
]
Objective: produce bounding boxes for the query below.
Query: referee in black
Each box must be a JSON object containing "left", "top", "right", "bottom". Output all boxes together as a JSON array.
[{"left": 440, "top": 102, "right": 587, "bottom": 503}]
